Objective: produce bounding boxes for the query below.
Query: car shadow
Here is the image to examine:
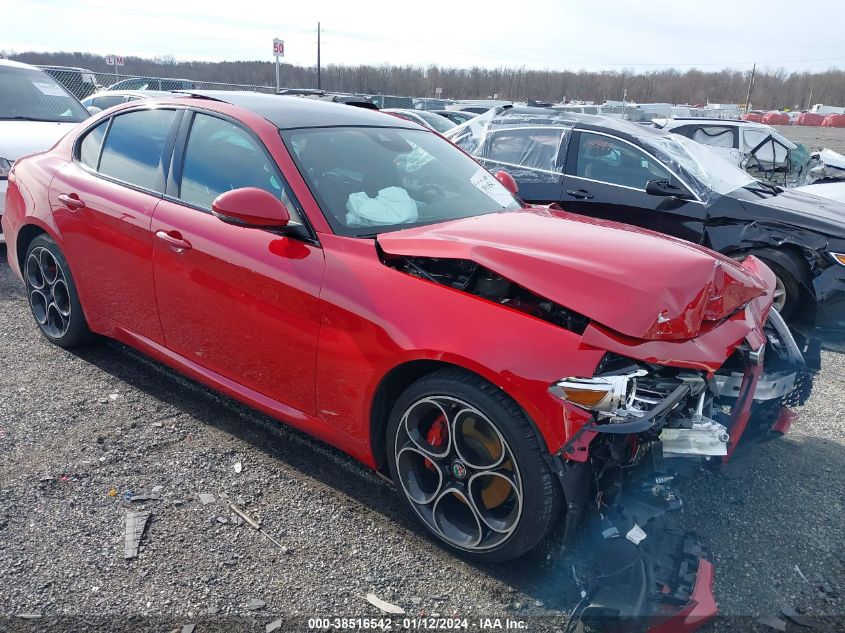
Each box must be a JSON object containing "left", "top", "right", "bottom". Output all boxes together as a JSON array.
[{"left": 68, "top": 337, "right": 582, "bottom": 609}]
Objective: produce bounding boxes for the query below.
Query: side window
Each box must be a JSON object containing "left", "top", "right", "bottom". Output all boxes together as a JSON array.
[
  {"left": 690, "top": 126, "right": 736, "bottom": 149},
  {"left": 78, "top": 120, "right": 108, "bottom": 170},
  {"left": 485, "top": 128, "right": 566, "bottom": 173},
  {"left": 179, "top": 113, "right": 302, "bottom": 223},
  {"left": 91, "top": 95, "right": 125, "bottom": 110},
  {"left": 98, "top": 109, "right": 177, "bottom": 191},
  {"left": 575, "top": 132, "right": 670, "bottom": 190}
]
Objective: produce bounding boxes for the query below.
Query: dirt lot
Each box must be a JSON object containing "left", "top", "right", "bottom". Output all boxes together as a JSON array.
[
  {"left": 1, "top": 252, "right": 844, "bottom": 633},
  {"left": 775, "top": 125, "right": 845, "bottom": 154}
]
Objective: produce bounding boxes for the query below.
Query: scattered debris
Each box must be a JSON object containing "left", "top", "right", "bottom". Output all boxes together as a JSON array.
[
  {"left": 757, "top": 615, "right": 787, "bottom": 632},
  {"left": 124, "top": 510, "right": 151, "bottom": 559},
  {"left": 234, "top": 461, "right": 243, "bottom": 474},
  {"left": 266, "top": 618, "right": 283, "bottom": 633},
  {"left": 247, "top": 598, "right": 266, "bottom": 610},
  {"left": 366, "top": 593, "right": 405, "bottom": 615},
  {"left": 229, "top": 503, "right": 286, "bottom": 550},
  {"left": 109, "top": 393, "right": 120, "bottom": 401},
  {"left": 152, "top": 422, "right": 163, "bottom": 428},
  {"left": 198, "top": 493, "right": 216, "bottom": 505},
  {"left": 129, "top": 493, "right": 161, "bottom": 503},
  {"left": 107, "top": 488, "right": 117, "bottom": 497},
  {"left": 796, "top": 565, "right": 809, "bottom": 582},
  {"left": 181, "top": 625, "right": 196, "bottom": 633},
  {"left": 151, "top": 485, "right": 163, "bottom": 494},
  {"left": 205, "top": 607, "right": 219, "bottom": 615},
  {"left": 781, "top": 608, "right": 812, "bottom": 628},
  {"left": 216, "top": 516, "right": 228, "bottom": 524},
  {"left": 16, "top": 613, "right": 42, "bottom": 620}
]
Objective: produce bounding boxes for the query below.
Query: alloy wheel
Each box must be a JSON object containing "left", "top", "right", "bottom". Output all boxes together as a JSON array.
[
  {"left": 771, "top": 275, "right": 787, "bottom": 313},
  {"left": 26, "top": 246, "right": 72, "bottom": 339},
  {"left": 394, "top": 395, "right": 523, "bottom": 551}
]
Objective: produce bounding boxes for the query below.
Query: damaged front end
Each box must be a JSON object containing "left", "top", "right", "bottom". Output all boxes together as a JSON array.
[
  {"left": 550, "top": 308, "right": 814, "bottom": 633},
  {"left": 376, "top": 211, "right": 816, "bottom": 632}
]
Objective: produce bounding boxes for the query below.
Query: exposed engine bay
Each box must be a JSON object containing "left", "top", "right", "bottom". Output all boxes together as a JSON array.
[{"left": 384, "top": 255, "right": 591, "bottom": 334}]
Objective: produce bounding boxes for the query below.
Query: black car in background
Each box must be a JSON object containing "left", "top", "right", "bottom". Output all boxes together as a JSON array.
[{"left": 446, "top": 107, "right": 845, "bottom": 334}]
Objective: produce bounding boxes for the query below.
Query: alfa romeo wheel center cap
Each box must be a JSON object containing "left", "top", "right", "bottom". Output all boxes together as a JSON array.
[{"left": 452, "top": 460, "right": 468, "bottom": 480}]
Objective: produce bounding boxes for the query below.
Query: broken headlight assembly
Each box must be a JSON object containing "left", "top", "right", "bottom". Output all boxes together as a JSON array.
[
  {"left": 549, "top": 369, "right": 647, "bottom": 417},
  {"left": 830, "top": 252, "right": 845, "bottom": 266},
  {"left": 552, "top": 357, "right": 731, "bottom": 457}
]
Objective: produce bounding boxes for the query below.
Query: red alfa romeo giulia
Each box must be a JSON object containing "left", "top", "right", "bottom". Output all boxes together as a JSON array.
[{"left": 2, "top": 92, "right": 813, "bottom": 626}]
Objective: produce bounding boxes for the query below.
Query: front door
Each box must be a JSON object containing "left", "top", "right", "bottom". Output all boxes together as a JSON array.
[
  {"left": 560, "top": 130, "right": 707, "bottom": 244},
  {"left": 151, "top": 110, "right": 325, "bottom": 415}
]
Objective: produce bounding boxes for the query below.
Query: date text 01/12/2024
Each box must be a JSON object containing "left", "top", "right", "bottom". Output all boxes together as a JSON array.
[{"left": 306, "top": 618, "right": 529, "bottom": 630}]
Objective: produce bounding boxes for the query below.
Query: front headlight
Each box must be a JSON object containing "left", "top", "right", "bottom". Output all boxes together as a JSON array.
[
  {"left": 830, "top": 252, "right": 845, "bottom": 266},
  {"left": 550, "top": 369, "right": 647, "bottom": 414},
  {"left": 0, "top": 158, "right": 11, "bottom": 179}
]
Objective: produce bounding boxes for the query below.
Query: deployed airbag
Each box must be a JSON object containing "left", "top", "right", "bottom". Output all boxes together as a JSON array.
[{"left": 346, "top": 187, "right": 418, "bottom": 226}]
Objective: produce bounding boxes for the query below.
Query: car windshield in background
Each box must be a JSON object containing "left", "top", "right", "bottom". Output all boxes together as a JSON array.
[
  {"left": 641, "top": 132, "right": 757, "bottom": 198},
  {"left": 282, "top": 126, "right": 520, "bottom": 237},
  {"left": 0, "top": 65, "right": 88, "bottom": 123},
  {"left": 414, "top": 110, "right": 457, "bottom": 133}
]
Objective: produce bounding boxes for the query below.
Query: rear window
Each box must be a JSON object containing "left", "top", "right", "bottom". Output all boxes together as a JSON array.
[{"left": 98, "top": 109, "right": 176, "bottom": 191}]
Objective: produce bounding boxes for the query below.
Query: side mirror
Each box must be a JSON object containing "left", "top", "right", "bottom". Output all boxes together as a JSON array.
[
  {"left": 86, "top": 105, "right": 102, "bottom": 115},
  {"left": 495, "top": 170, "right": 519, "bottom": 195},
  {"left": 646, "top": 179, "right": 693, "bottom": 200},
  {"left": 211, "top": 188, "right": 290, "bottom": 229}
]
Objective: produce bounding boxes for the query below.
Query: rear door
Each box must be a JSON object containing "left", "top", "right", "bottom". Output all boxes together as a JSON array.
[
  {"left": 151, "top": 110, "right": 325, "bottom": 414},
  {"left": 48, "top": 107, "right": 181, "bottom": 343},
  {"left": 476, "top": 126, "right": 567, "bottom": 203},
  {"left": 560, "top": 130, "right": 707, "bottom": 244}
]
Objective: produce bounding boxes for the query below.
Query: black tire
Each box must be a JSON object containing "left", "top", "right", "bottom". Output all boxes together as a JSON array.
[
  {"left": 754, "top": 255, "right": 801, "bottom": 320},
  {"left": 385, "top": 367, "right": 561, "bottom": 563},
  {"left": 23, "top": 234, "right": 93, "bottom": 348}
]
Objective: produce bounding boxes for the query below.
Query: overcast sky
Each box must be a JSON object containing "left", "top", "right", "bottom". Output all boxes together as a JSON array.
[{"left": 2, "top": 0, "right": 843, "bottom": 72}]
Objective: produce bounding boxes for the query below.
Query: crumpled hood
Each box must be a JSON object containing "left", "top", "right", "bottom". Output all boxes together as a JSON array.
[
  {"left": 378, "top": 208, "right": 769, "bottom": 341},
  {"left": 0, "top": 121, "right": 77, "bottom": 161}
]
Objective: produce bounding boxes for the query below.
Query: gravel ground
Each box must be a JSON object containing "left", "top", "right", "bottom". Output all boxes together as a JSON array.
[
  {"left": 775, "top": 125, "right": 845, "bottom": 155},
  {"left": 1, "top": 252, "right": 844, "bottom": 633}
]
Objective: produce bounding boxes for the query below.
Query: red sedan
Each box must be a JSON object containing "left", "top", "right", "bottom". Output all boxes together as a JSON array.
[{"left": 2, "top": 93, "right": 807, "bottom": 602}]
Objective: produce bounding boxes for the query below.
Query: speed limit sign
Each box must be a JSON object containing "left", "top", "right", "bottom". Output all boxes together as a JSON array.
[{"left": 273, "top": 39, "right": 285, "bottom": 58}]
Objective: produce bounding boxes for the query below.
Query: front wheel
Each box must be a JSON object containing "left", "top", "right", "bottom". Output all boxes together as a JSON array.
[
  {"left": 386, "top": 368, "right": 561, "bottom": 563},
  {"left": 24, "top": 234, "right": 92, "bottom": 348}
]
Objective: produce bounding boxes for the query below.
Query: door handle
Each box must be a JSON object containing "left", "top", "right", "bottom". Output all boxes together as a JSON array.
[
  {"left": 58, "top": 193, "right": 86, "bottom": 210},
  {"left": 566, "top": 189, "right": 594, "bottom": 200},
  {"left": 155, "top": 230, "right": 192, "bottom": 251}
]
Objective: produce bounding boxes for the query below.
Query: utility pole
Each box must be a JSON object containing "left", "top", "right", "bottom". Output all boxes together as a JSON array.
[
  {"left": 744, "top": 63, "right": 756, "bottom": 114},
  {"left": 317, "top": 22, "right": 322, "bottom": 90},
  {"left": 806, "top": 85, "right": 814, "bottom": 111}
]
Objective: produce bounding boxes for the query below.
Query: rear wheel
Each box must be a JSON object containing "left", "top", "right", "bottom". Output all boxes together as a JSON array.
[
  {"left": 24, "top": 235, "right": 92, "bottom": 348},
  {"left": 386, "top": 368, "right": 560, "bottom": 563}
]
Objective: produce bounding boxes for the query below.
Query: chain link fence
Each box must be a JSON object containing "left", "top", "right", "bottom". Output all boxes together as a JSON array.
[{"left": 38, "top": 66, "right": 276, "bottom": 101}]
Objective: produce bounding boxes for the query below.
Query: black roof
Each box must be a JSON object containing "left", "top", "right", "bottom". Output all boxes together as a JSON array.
[
  {"left": 496, "top": 106, "right": 667, "bottom": 140},
  {"left": 177, "top": 91, "right": 412, "bottom": 130}
]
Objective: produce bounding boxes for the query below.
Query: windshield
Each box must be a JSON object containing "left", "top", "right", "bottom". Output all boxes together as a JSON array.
[
  {"left": 640, "top": 132, "right": 757, "bottom": 198},
  {"left": 0, "top": 65, "right": 89, "bottom": 123},
  {"left": 415, "top": 110, "right": 457, "bottom": 133},
  {"left": 282, "top": 126, "right": 521, "bottom": 237}
]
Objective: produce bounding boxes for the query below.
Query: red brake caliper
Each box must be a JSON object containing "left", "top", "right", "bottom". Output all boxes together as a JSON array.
[{"left": 424, "top": 414, "right": 447, "bottom": 470}]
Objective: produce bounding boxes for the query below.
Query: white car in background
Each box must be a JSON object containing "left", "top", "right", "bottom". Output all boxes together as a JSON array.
[
  {"left": 0, "top": 59, "right": 90, "bottom": 243},
  {"left": 654, "top": 117, "right": 845, "bottom": 188}
]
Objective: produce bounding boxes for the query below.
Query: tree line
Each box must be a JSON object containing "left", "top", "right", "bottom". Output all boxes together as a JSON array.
[{"left": 6, "top": 50, "right": 845, "bottom": 110}]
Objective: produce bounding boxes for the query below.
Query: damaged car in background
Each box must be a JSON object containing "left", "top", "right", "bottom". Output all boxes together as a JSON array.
[
  {"left": 446, "top": 106, "right": 845, "bottom": 335},
  {"left": 653, "top": 116, "right": 845, "bottom": 188},
  {"left": 3, "top": 93, "right": 815, "bottom": 633}
]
